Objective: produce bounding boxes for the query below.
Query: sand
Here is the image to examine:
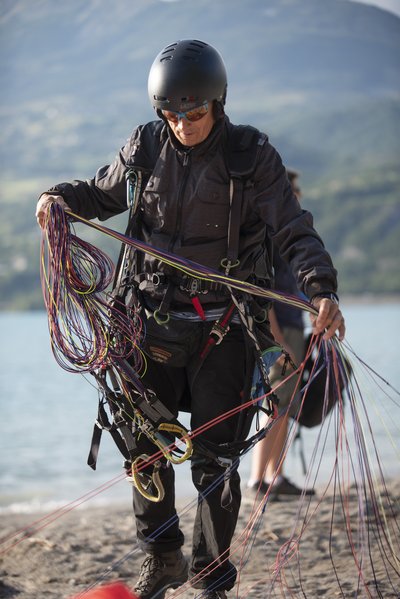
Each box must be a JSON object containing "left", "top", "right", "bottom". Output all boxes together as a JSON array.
[{"left": 1, "top": 477, "right": 399, "bottom": 599}]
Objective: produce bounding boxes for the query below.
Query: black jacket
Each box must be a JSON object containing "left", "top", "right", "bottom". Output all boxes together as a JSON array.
[{"left": 49, "top": 116, "right": 337, "bottom": 306}]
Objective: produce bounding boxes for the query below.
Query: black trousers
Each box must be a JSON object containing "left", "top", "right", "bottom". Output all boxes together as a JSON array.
[{"left": 132, "top": 316, "right": 249, "bottom": 591}]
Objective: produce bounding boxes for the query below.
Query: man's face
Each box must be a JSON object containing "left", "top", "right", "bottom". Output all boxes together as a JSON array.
[{"left": 162, "top": 102, "right": 216, "bottom": 147}]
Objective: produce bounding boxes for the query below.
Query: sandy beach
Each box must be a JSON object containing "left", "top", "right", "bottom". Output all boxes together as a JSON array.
[{"left": 1, "top": 477, "right": 399, "bottom": 599}]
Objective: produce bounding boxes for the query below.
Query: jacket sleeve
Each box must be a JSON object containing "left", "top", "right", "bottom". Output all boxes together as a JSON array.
[
  {"left": 46, "top": 126, "right": 144, "bottom": 221},
  {"left": 253, "top": 141, "right": 338, "bottom": 300}
]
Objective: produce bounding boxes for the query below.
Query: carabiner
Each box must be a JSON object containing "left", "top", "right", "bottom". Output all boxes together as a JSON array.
[
  {"left": 155, "top": 423, "right": 193, "bottom": 464},
  {"left": 153, "top": 309, "right": 170, "bottom": 325},
  {"left": 128, "top": 454, "right": 165, "bottom": 503}
]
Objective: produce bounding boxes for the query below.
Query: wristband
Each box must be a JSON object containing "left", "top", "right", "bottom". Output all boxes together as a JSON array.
[{"left": 311, "top": 292, "right": 339, "bottom": 306}]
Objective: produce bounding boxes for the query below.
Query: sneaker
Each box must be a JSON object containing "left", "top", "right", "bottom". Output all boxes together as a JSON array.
[
  {"left": 247, "top": 477, "right": 315, "bottom": 501},
  {"left": 270, "top": 476, "right": 315, "bottom": 499},
  {"left": 133, "top": 549, "right": 188, "bottom": 598},
  {"left": 246, "top": 480, "right": 270, "bottom": 495}
]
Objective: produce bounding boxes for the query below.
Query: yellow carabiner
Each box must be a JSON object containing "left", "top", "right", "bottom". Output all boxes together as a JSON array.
[
  {"left": 128, "top": 454, "right": 165, "bottom": 503},
  {"left": 153, "top": 309, "right": 170, "bottom": 325},
  {"left": 156, "top": 423, "right": 193, "bottom": 464}
]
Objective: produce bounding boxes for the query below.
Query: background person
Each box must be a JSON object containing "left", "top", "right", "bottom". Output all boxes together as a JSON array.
[
  {"left": 248, "top": 170, "right": 315, "bottom": 499},
  {"left": 36, "top": 40, "right": 345, "bottom": 599}
]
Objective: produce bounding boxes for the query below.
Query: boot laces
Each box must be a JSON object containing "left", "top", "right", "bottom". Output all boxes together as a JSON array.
[{"left": 135, "top": 555, "right": 165, "bottom": 591}]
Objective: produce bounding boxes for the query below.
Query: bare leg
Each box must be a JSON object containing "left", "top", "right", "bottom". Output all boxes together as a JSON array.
[{"left": 249, "top": 413, "right": 289, "bottom": 484}]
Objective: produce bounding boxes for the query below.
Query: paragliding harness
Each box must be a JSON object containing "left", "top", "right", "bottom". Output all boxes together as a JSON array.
[{"left": 87, "top": 121, "right": 283, "bottom": 502}]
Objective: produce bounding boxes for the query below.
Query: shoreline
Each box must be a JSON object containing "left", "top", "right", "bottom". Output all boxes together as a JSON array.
[
  {"left": 1, "top": 477, "right": 399, "bottom": 598},
  {"left": 340, "top": 293, "right": 400, "bottom": 305},
  {"left": 1, "top": 294, "right": 400, "bottom": 314}
]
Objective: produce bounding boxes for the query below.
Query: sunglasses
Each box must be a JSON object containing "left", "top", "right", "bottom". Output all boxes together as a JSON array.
[{"left": 162, "top": 102, "right": 209, "bottom": 124}]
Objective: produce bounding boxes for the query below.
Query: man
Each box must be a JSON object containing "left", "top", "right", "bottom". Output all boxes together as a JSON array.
[
  {"left": 248, "top": 170, "right": 315, "bottom": 499},
  {"left": 36, "top": 40, "right": 345, "bottom": 599}
]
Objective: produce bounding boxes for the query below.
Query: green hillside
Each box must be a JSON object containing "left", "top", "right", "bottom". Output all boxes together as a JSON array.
[
  {"left": 0, "top": 0, "right": 399, "bottom": 309},
  {"left": 306, "top": 165, "right": 400, "bottom": 294}
]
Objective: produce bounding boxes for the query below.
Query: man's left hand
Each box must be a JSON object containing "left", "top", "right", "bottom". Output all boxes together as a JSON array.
[{"left": 310, "top": 297, "right": 346, "bottom": 341}]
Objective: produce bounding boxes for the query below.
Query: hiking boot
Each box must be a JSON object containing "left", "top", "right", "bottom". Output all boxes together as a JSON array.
[
  {"left": 133, "top": 549, "right": 188, "bottom": 598},
  {"left": 270, "top": 476, "right": 315, "bottom": 500}
]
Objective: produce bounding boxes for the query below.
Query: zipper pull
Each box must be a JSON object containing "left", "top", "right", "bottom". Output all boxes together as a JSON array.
[{"left": 182, "top": 149, "right": 192, "bottom": 166}]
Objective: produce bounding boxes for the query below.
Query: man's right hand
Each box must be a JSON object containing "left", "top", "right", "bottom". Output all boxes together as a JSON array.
[{"left": 35, "top": 193, "right": 70, "bottom": 228}]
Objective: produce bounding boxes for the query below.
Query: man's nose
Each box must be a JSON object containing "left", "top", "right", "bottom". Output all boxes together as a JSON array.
[{"left": 177, "top": 116, "right": 191, "bottom": 128}]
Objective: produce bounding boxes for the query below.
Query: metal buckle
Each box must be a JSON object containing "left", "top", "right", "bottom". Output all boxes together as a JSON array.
[
  {"left": 179, "top": 277, "right": 209, "bottom": 296},
  {"left": 151, "top": 273, "right": 161, "bottom": 285},
  {"left": 189, "top": 279, "right": 199, "bottom": 294},
  {"left": 210, "top": 324, "right": 229, "bottom": 345},
  {"left": 216, "top": 456, "right": 233, "bottom": 468}
]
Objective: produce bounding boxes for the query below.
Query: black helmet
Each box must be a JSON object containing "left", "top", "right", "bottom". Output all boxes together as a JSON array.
[{"left": 148, "top": 39, "right": 227, "bottom": 113}]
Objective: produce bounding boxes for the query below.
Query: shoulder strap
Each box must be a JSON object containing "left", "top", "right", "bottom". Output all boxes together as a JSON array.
[
  {"left": 126, "top": 120, "right": 167, "bottom": 174},
  {"left": 112, "top": 122, "right": 167, "bottom": 296},
  {"left": 227, "top": 124, "right": 268, "bottom": 178},
  {"left": 223, "top": 125, "right": 268, "bottom": 276}
]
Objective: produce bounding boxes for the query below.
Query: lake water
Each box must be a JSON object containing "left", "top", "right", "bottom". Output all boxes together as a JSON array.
[{"left": 1, "top": 303, "right": 399, "bottom": 513}]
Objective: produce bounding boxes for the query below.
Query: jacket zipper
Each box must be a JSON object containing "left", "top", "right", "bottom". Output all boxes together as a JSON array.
[{"left": 168, "top": 149, "right": 191, "bottom": 252}]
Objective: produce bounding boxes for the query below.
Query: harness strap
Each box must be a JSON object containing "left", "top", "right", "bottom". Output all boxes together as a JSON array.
[
  {"left": 220, "top": 457, "right": 236, "bottom": 512},
  {"left": 222, "top": 178, "right": 242, "bottom": 276},
  {"left": 115, "top": 358, "right": 177, "bottom": 424},
  {"left": 192, "top": 405, "right": 275, "bottom": 462},
  {"left": 191, "top": 295, "right": 206, "bottom": 320},
  {"left": 87, "top": 400, "right": 132, "bottom": 470},
  {"left": 153, "top": 281, "right": 174, "bottom": 324},
  {"left": 178, "top": 275, "right": 227, "bottom": 295},
  {"left": 229, "top": 293, "right": 278, "bottom": 419},
  {"left": 112, "top": 169, "right": 144, "bottom": 299},
  {"left": 200, "top": 301, "right": 236, "bottom": 360}
]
